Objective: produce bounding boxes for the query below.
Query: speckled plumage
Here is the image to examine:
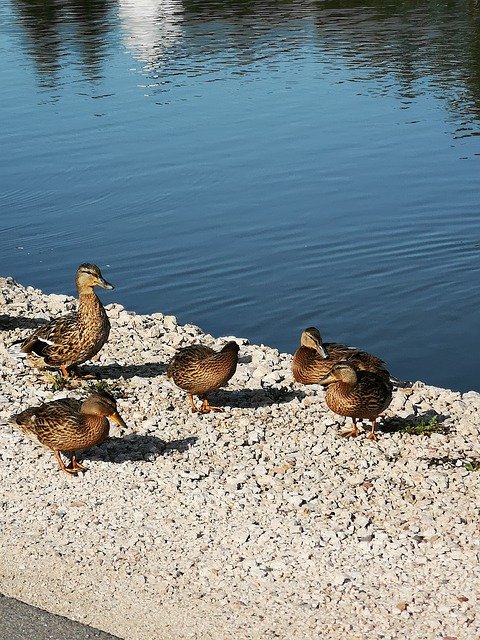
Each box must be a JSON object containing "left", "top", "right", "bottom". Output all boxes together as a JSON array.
[
  {"left": 167, "top": 341, "right": 240, "bottom": 412},
  {"left": 10, "top": 391, "right": 127, "bottom": 474},
  {"left": 319, "top": 361, "right": 393, "bottom": 440},
  {"left": 292, "top": 326, "right": 389, "bottom": 385},
  {"left": 19, "top": 263, "right": 113, "bottom": 376}
]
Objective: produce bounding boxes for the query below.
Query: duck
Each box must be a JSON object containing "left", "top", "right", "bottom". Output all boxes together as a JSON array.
[
  {"left": 292, "top": 326, "right": 390, "bottom": 384},
  {"left": 9, "top": 390, "right": 127, "bottom": 474},
  {"left": 167, "top": 341, "right": 240, "bottom": 413},
  {"left": 17, "top": 263, "right": 113, "bottom": 377},
  {"left": 318, "top": 361, "right": 393, "bottom": 440}
]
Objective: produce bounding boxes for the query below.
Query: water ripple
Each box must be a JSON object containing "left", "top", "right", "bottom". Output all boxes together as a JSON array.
[{"left": 3, "top": 0, "right": 480, "bottom": 390}]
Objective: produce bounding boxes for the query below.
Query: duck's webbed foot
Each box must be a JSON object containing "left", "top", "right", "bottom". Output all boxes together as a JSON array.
[
  {"left": 200, "top": 398, "right": 224, "bottom": 414},
  {"left": 340, "top": 419, "right": 360, "bottom": 438},
  {"left": 366, "top": 421, "right": 378, "bottom": 441},
  {"left": 54, "top": 450, "right": 82, "bottom": 475},
  {"left": 67, "top": 454, "right": 88, "bottom": 472}
]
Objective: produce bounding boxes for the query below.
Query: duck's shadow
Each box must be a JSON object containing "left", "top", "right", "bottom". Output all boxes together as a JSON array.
[
  {"left": 85, "top": 362, "right": 168, "bottom": 380},
  {"left": 383, "top": 411, "right": 476, "bottom": 470},
  {"left": 382, "top": 410, "right": 449, "bottom": 435},
  {"left": 83, "top": 434, "right": 197, "bottom": 464},
  {"left": 423, "top": 455, "right": 479, "bottom": 470},
  {"left": 211, "top": 386, "right": 306, "bottom": 409},
  {"left": 1, "top": 315, "right": 49, "bottom": 331}
]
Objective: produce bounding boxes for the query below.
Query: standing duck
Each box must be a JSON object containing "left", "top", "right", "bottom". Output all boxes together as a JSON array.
[
  {"left": 9, "top": 391, "right": 128, "bottom": 474},
  {"left": 167, "top": 341, "right": 240, "bottom": 413},
  {"left": 292, "top": 326, "right": 389, "bottom": 384},
  {"left": 318, "top": 361, "right": 393, "bottom": 440},
  {"left": 17, "top": 263, "right": 113, "bottom": 377}
]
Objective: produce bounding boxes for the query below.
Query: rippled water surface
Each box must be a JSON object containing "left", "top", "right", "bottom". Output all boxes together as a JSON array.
[{"left": 1, "top": 1, "right": 480, "bottom": 390}]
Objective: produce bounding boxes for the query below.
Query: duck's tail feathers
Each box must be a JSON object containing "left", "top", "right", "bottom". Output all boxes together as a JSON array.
[
  {"left": 11, "top": 336, "right": 54, "bottom": 359},
  {"left": 9, "top": 339, "right": 27, "bottom": 359}
]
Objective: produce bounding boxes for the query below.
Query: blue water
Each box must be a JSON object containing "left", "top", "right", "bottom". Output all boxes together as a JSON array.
[{"left": 1, "top": 1, "right": 480, "bottom": 391}]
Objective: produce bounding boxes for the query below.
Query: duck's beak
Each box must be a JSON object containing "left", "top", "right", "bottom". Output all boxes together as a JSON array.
[
  {"left": 318, "top": 372, "right": 336, "bottom": 386},
  {"left": 109, "top": 411, "right": 128, "bottom": 429},
  {"left": 98, "top": 277, "right": 114, "bottom": 290},
  {"left": 316, "top": 343, "right": 329, "bottom": 358}
]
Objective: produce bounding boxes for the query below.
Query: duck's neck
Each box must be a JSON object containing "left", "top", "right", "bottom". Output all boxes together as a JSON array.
[
  {"left": 77, "top": 286, "right": 104, "bottom": 320},
  {"left": 80, "top": 414, "right": 110, "bottom": 439},
  {"left": 302, "top": 344, "right": 326, "bottom": 360},
  {"left": 336, "top": 381, "right": 356, "bottom": 394},
  {"left": 216, "top": 350, "right": 238, "bottom": 373}
]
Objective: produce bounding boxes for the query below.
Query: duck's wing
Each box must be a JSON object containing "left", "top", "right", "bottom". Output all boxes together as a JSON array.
[
  {"left": 325, "top": 342, "right": 386, "bottom": 368},
  {"left": 167, "top": 344, "right": 216, "bottom": 377},
  {"left": 12, "top": 398, "right": 82, "bottom": 438},
  {"left": 20, "top": 313, "right": 80, "bottom": 356}
]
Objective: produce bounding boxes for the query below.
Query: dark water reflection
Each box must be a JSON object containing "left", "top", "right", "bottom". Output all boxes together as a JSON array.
[
  {"left": 10, "top": 1, "right": 480, "bottom": 122},
  {"left": 13, "top": 0, "right": 116, "bottom": 84},
  {"left": 2, "top": 0, "right": 480, "bottom": 391}
]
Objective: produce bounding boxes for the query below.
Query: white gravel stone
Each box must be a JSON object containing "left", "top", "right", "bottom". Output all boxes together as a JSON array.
[{"left": 1, "top": 277, "right": 480, "bottom": 640}]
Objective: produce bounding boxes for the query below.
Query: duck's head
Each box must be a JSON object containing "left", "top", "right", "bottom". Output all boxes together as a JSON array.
[
  {"left": 76, "top": 263, "right": 114, "bottom": 291},
  {"left": 300, "top": 327, "right": 328, "bottom": 358},
  {"left": 318, "top": 361, "right": 357, "bottom": 387},
  {"left": 81, "top": 391, "right": 127, "bottom": 428},
  {"left": 221, "top": 341, "right": 240, "bottom": 355}
]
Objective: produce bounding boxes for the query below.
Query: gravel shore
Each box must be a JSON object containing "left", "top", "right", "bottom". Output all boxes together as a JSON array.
[{"left": 1, "top": 276, "right": 479, "bottom": 640}]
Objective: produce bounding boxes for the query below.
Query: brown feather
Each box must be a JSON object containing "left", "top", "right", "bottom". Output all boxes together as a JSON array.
[
  {"left": 292, "top": 327, "right": 389, "bottom": 384},
  {"left": 20, "top": 264, "right": 112, "bottom": 374},
  {"left": 168, "top": 341, "right": 239, "bottom": 406},
  {"left": 319, "top": 361, "right": 393, "bottom": 424},
  {"left": 10, "top": 391, "right": 125, "bottom": 473}
]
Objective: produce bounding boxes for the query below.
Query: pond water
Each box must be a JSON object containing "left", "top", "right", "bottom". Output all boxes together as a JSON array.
[{"left": 1, "top": 0, "right": 480, "bottom": 391}]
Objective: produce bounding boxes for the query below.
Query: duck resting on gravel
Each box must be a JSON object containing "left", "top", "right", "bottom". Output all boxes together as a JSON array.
[
  {"left": 14, "top": 263, "right": 113, "bottom": 378},
  {"left": 9, "top": 391, "right": 128, "bottom": 475},
  {"left": 318, "top": 361, "right": 393, "bottom": 441},
  {"left": 167, "top": 341, "right": 240, "bottom": 413},
  {"left": 292, "top": 326, "right": 390, "bottom": 385}
]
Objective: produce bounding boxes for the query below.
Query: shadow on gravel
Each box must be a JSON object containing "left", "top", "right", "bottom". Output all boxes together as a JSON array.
[
  {"left": 84, "top": 362, "right": 168, "bottom": 379},
  {"left": 84, "top": 434, "right": 197, "bottom": 464},
  {"left": 382, "top": 410, "right": 450, "bottom": 436},
  {"left": 1, "top": 315, "right": 49, "bottom": 330},
  {"left": 212, "top": 387, "right": 306, "bottom": 409},
  {"left": 423, "top": 455, "right": 478, "bottom": 470},
  {"left": 163, "top": 436, "right": 198, "bottom": 453}
]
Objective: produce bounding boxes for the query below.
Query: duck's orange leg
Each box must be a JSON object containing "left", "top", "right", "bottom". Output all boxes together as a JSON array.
[
  {"left": 366, "top": 419, "right": 378, "bottom": 441},
  {"left": 53, "top": 450, "right": 79, "bottom": 475},
  {"left": 188, "top": 393, "right": 200, "bottom": 413},
  {"left": 340, "top": 418, "right": 360, "bottom": 438}
]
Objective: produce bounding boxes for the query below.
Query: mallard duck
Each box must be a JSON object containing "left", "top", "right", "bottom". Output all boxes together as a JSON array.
[
  {"left": 167, "top": 341, "right": 240, "bottom": 413},
  {"left": 292, "top": 326, "right": 389, "bottom": 384},
  {"left": 318, "top": 361, "right": 393, "bottom": 440},
  {"left": 17, "top": 263, "right": 113, "bottom": 377},
  {"left": 9, "top": 391, "right": 127, "bottom": 474}
]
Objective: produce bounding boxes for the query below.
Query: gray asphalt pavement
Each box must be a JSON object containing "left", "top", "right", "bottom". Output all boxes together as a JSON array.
[{"left": 0, "top": 594, "right": 121, "bottom": 640}]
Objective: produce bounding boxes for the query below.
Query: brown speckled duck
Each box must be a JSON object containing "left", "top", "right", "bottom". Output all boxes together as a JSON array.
[
  {"left": 292, "top": 326, "right": 389, "bottom": 384},
  {"left": 167, "top": 341, "right": 240, "bottom": 413},
  {"left": 318, "top": 361, "right": 393, "bottom": 440},
  {"left": 9, "top": 391, "right": 127, "bottom": 474},
  {"left": 18, "top": 263, "right": 113, "bottom": 377}
]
